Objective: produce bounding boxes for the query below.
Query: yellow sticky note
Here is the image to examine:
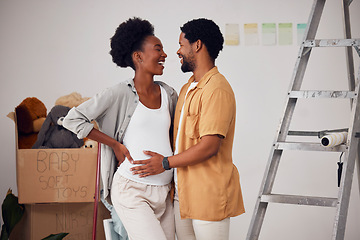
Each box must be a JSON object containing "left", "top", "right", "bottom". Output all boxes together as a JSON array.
[
  {"left": 225, "top": 24, "right": 240, "bottom": 46},
  {"left": 244, "top": 23, "right": 259, "bottom": 46}
]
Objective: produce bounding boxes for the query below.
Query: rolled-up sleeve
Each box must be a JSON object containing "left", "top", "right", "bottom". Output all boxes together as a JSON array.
[
  {"left": 63, "top": 87, "right": 113, "bottom": 139},
  {"left": 63, "top": 107, "right": 95, "bottom": 139}
]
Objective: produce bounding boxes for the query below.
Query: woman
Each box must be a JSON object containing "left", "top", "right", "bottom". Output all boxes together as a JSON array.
[{"left": 63, "top": 17, "right": 177, "bottom": 240}]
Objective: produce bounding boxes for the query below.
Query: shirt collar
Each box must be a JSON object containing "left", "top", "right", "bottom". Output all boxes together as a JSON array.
[
  {"left": 187, "top": 66, "right": 219, "bottom": 89},
  {"left": 125, "top": 78, "right": 137, "bottom": 93},
  {"left": 125, "top": 78, "right": 175, "bottom": 97}
]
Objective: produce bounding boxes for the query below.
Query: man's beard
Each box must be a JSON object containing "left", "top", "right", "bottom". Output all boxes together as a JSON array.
[{"left": 180, "top": 55, "right": 195, "bottom": 73}]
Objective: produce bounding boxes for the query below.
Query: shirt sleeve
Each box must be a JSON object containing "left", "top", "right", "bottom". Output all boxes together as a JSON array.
[
  {"left": 199, "top": 88, "right": 235, "bottom": 138},
  {"left": 63, "top": 87, "right": 114, "bottom": 139}
]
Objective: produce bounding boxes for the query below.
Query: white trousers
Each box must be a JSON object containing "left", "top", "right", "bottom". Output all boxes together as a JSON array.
[
  {"left": 174, "top": 199, "right": 230, "bottom": 240},
  {"left": 111, "top": 172, "right": 175, "bottom": 240}
]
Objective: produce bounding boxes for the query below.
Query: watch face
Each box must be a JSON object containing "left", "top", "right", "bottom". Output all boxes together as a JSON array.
[{"left": 162, "top": 157, "right": 170, "bottom": 170}]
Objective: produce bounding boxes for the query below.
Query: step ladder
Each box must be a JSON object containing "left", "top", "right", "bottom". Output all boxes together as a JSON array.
[{"left": 246, "top": 0, "right": 360, "bottom": 239}]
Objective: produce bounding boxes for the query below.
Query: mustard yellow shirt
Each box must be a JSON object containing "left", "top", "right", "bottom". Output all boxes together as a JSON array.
[{"left": 174, "top": 67, "right": 245, "bottom": 221}]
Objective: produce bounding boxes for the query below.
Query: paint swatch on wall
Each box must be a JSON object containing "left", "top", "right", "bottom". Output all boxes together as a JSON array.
[
  {"left": 225, "top": 24, "right": 240, "bottom": 45},
  {"left": 262, "top": 23, "right": 276, "bottom": 46},
  {"left": 244, "top": 23, "right": 259, "bottom": 46},
  {"left": 297, "top": 23, "right": 307, "bottom": 45},
  {"left": 278, "top": 23, "right": 293, "bottom": 45}
]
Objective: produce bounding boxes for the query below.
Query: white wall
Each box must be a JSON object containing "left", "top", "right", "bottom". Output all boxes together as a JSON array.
[{"left": 1, "top": 0, "right": 359, "bottom": 239}]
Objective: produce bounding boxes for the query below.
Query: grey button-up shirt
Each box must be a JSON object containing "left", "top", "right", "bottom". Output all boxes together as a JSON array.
[{"left": 63, "top": 79, "right": 178, "bottom": 199}]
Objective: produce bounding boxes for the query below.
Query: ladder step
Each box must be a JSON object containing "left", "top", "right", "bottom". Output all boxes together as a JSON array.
[
  {"left": 288, "top": 90, "right": 356, "bottom": 99},
  {"left": 288, "top": 128, "right": 348, "bottom": 138},
  {"left": 303, "top": 39, "right": 360, "bottom": 47},
  {"left": 261, "top": 194, "right": 338, "bottom": 207},
  {"left": 274, "top": 142, "right": 346, "bottom": 152}
]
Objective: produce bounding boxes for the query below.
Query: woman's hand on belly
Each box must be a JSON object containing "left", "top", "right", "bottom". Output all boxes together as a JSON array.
[{"left": 113, "top": 142, "right": 134, "bottom": 167}]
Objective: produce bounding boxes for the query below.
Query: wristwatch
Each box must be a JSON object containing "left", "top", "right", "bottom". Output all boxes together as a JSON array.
[{"left": 162, "top": 157, "right": 171, "bottom": 170}]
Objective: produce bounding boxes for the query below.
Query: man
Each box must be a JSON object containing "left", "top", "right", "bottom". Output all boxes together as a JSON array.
[{"left": 131, "top": 18, "right": 245, "bottom": 240}]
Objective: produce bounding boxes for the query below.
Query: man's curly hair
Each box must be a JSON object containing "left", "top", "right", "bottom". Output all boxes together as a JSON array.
[
  {"left": 110, "top": 17, "right": 154, "bottom": 69},
  {"left": 180, "top": 18, "right": 224, "bottom": 61}
]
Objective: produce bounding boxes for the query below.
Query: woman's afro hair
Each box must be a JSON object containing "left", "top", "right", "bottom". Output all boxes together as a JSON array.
[
  {"left": 180, "top": 18, "right": 224, "bottom": 61},
  {"left": 110, "top": 17, "right": 154, "bottom": 69}
]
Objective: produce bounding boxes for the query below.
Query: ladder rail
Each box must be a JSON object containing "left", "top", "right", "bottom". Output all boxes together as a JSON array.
[
  {"left": 332, "top": 82, "right": 360, "bottom": 239},
  {"left": 277, "top": 0, "right": 327, "bottom": 143},
  {"left": 342, "top": 0, "right": 360, "bottom": 207},
  {"left": 246, "top": 148, "right": 283, "bottom": 240},
  {"left": 291, "top": 0, "right": 326, "bottom": 91},
  {"left": 332, "top": 2, "right": 359, "bottom": 239},
  {"left": 356, "top": 65, "right": 360, "bottom": 206},
  {"left": 342, "top": 0, "right": 356, "bottom": 92},
  {"left": 246, "top": 2, "right": 326, "bottom": 239},
  {"left": 246, "top": 1, "right": 327, "bottom": 239}
]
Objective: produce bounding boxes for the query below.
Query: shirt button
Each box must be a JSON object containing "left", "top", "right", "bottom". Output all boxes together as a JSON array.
[
  {"left": 120, "top": 130, "right": 123, "bottom": 133},
  {"left": 135, "top": 100, "right": 138, "bottom": 103},
  {"left": 127, "top": 115, "right": 131, "bottom": 118}
]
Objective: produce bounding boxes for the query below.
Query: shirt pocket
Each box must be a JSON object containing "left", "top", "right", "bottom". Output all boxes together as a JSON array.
[{"left": 185, "top": 114, "right": 200, "bottom": 139}]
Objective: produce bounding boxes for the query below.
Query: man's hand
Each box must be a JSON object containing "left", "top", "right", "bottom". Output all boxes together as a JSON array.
[
  {"left": 113, "top": 142, "right": 133, "bottom": 167},
  {"left": 131, "top": 151, "right": 165, "bottom": 177}
]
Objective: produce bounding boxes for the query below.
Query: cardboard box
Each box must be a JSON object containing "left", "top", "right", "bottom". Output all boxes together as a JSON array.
[
  {"left": 10, "top": 202, "right": 110, "bottom": 240},
  {"left": 16, "top": 147, "right": 98, "bottom": 203},
  {"left": 9, "top": 112, "right": 99, "bottom": 204}
]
